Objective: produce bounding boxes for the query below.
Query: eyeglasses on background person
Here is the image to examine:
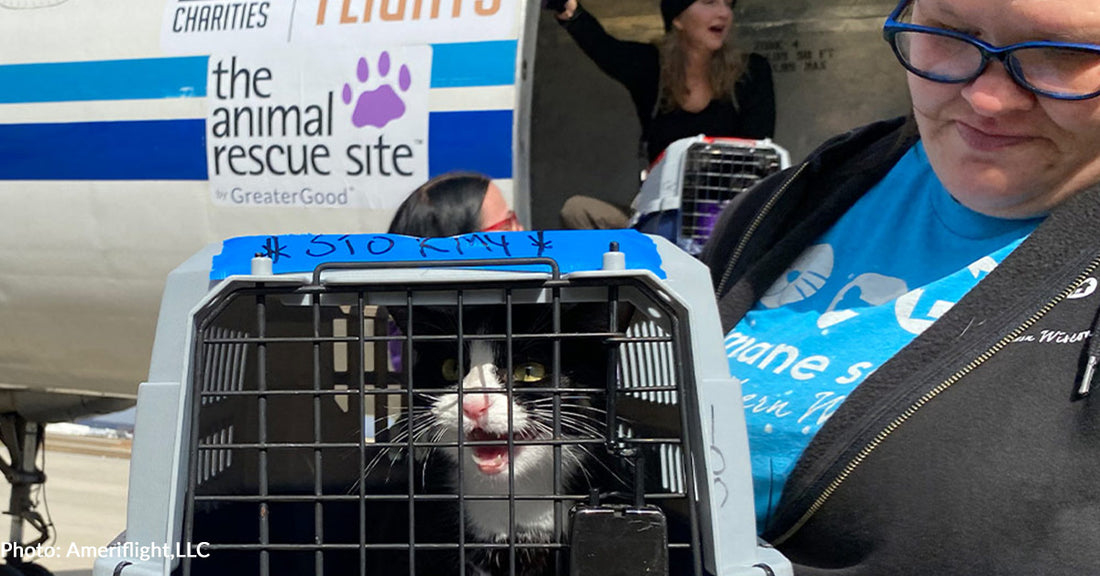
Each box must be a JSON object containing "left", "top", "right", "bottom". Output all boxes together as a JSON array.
[
  {"left": 882, "top": 0, "right": 1100, "bottom": 100},
  {"left": 481, "top": 210, "right": 519, "bottom": 232},
  {"left": 389, "top": 172, "right": 516, "bottom": 238}
]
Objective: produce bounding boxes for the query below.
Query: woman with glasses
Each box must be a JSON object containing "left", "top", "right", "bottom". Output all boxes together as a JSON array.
[
  {"left": 546, "top": 0, "right": 775, "bottom": 229},
  {"left": 383, "top": 173, "right": 520, "bottom": 379},
  {"left": 700, "top": 0, "right": 1100, "bottom": 573},
  {"left": 388, "top": 172, "right": 522, "bottom": 237}
]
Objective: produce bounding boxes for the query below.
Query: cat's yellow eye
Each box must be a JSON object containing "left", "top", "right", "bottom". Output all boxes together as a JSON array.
[
  {"left": 441, "top": 358, "right": 460, "bottom": 382},
  {"left": 513, "top": 362, "right": 546, "bottom": 383}
]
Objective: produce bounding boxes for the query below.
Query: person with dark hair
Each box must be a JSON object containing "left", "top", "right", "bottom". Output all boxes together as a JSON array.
[
  {"left": 385, "top": 171, "right": 521, "bottom": 372},
  {"left": 700, "top": 0, "right": 1100, "bottom": 573},
  {"left": 548, "top": 0, "right": 775, "bottom": 229},
  {"left": 388, "top": 171, "right": 521, "bottom": 237}
]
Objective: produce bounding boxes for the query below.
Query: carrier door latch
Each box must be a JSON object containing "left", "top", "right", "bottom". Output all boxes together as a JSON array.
[{"left": 569, "top": 504, "right": 669, "bottom": 576}]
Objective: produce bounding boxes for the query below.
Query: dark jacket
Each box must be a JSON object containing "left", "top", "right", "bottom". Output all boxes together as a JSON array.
[
  {"left": 700, "top": 117, "right": 1100, "bottom": 575},
  {"left": 559, "top": 4, "right": 775, "bottom": 163}
]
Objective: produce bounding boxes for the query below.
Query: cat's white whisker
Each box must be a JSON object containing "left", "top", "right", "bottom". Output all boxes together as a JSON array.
[
  {"left": 358, "top": 410, "right": 443, "bottom": 484},
  {"left": 532, "top": 412, "right": 606, "bottom": 439},
  {"left": 398, "top": 304, "right": 628, "bottom": 561}
]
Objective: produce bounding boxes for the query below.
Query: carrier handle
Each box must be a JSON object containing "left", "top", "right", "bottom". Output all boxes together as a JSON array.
[{"left": 307, "top": 257, "right": 562, "bottom": 287}]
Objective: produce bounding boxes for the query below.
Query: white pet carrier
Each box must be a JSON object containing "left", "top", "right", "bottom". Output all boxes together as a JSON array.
[
  {"left": 632, "top": 136, "right": 791, "bottom": 255},
  {"left": 94, "top": 230, "right": 790, "bottom": 576}
]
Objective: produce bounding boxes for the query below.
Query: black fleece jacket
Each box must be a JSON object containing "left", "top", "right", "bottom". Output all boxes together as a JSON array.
[
  {"left": 700, "top": 118, "right": 1100, "bottom": 575},
  {"left": 559, "top": 4, "right": 775, "bottom": 163}
]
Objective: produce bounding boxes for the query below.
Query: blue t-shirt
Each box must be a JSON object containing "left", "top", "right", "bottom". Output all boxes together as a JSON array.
[{"left": 726, "top": 142, "right": 1043, "bottom": 530}]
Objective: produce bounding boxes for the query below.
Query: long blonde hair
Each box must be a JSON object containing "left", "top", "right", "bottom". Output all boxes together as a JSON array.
[{"left": 657, "top": 27, "right": 746, "bottom": 113}]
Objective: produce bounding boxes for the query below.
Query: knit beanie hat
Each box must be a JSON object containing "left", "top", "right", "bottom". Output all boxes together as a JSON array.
[
  {"left": 661, "top": 0, "right": 737, "bottom": 31},
  {"left": 660, "top": 0, "right": 694, "bottom": 31}
]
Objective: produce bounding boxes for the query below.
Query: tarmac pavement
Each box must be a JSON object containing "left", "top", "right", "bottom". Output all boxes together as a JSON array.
[{"left": 0, "top": 432, "right": 130, "bottom": 576}]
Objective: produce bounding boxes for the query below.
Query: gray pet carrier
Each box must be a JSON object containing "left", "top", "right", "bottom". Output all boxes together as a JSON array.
[
  {"left": 632, "top": 136, "right": 790, "bottom": 256},
  {"left": 94, "top": 230, "right": 790, "bottom": 576}
]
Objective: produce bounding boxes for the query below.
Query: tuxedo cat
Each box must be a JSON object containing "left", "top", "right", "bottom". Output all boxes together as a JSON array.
[{"left": 369, "top": 301, "right": 630, "bottom": 576}]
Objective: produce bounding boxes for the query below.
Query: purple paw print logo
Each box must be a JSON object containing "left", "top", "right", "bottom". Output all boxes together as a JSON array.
[{"left": 342, "top": 52, "right": 412, "bottom": 129}]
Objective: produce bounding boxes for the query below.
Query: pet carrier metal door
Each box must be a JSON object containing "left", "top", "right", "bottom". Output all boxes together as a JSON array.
[
  {"left": 95, "top": 230, "right": 791, "bottom": 576},
  {"left": 633, "top": 136, "right": 791, "bottom": 255}
]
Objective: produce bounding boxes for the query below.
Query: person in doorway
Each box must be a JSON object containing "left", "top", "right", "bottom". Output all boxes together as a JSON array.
[{"left": 549, "top": 0, "right": 775, "bottom": 229}]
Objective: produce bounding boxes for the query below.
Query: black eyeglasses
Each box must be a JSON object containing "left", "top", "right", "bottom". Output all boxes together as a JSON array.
[{"left": 882, "top": 0, "right": 1100, "bottom": 100}]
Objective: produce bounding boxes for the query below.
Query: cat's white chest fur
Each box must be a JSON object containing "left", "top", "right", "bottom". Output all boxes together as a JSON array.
[{"left": 461, "top": 468, "right": 560, "bottom": 538}]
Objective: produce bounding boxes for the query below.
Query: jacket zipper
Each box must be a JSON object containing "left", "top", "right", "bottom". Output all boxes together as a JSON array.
[
  {"left": 716, "top": 163, "right": 809, "bottom": 296},
  {"left": 772, "top": 253, "right": 1100, "bottom": 546}
]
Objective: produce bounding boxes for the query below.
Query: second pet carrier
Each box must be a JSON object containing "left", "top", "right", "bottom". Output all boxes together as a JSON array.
[
  {"left": 95, "top": 230, "right": 790, "bottom": 576},
  {"left": 632, "top": 136, "right": 790, "bottom": 255}
]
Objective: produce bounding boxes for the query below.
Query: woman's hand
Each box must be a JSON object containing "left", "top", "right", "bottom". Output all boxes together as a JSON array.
[{"left": 554, "top": 0, "right": 578, "bottom": 20}]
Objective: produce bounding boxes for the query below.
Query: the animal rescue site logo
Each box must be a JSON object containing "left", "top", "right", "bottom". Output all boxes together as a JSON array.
[{"left": 206, "top": 46, "right": 431, "bottom": 208}]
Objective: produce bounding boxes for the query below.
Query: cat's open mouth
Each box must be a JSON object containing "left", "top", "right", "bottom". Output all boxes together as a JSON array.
[{"left": 467, "top": 428, "right": 533, "bottom": 475}]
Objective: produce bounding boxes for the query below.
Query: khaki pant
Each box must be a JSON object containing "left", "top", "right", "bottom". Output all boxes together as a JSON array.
[{"left": 559, "top": 195, "right": 631, "bottom": 229}]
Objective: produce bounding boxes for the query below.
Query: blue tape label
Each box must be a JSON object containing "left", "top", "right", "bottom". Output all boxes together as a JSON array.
[{"left": 210, "top": 230, "right": 666, "bottom": 280}]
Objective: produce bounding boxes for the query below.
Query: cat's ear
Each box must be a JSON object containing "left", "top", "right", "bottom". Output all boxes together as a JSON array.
[
  {"left": 613, "top": 300, "right": 638, "bottom": 334},
  {"left": 385, "top": 305, "right": 457, "bottom": 336},
  {"left": 561, "top": 300, "right": 637, "bottom": 334}
]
